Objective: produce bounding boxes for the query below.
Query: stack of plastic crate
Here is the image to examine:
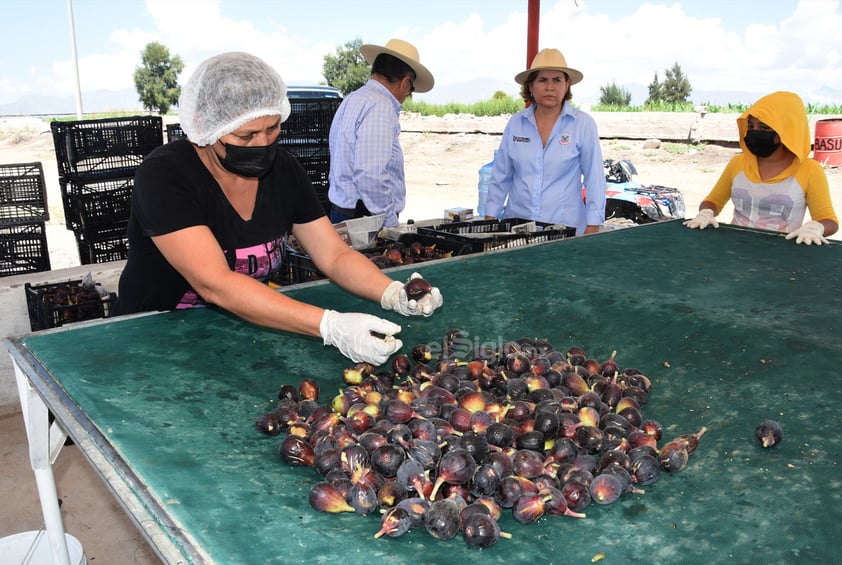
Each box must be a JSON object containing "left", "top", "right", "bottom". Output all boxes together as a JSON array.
[
  {"left": 50, "top": 116, "right": 163, "bottom": 264},
  {"left": 0, "top": 162, "right": 51, "bottom": 276},
  {"left": 277, "top": 96, "right": 343, "bottom": 215}
]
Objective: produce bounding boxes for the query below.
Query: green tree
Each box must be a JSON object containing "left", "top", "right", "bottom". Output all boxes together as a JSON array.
[
  {"left": 133, "top": 42, "right": 184, "bottom": 114},
  {"left": 323, "top": 38, "right": 370, "bottom": 95},
  {"left": 645, "top": 72, "right": 662, "bottom": 106},
  {"left": 645, "top": 63, "right": 692, "bottom": 106},
  {"left": 599, "top": 81, "right": 632, "bottom": 107},
  {"left": 661, "top": 62, "right": 692, "bottom": 104}
]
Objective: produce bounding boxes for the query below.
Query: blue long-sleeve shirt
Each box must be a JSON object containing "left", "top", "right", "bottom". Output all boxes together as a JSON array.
[
  {"left": 328, "top": 79, "right": 405, "bottom": 227},
  {"left": 485, "top": 103, "right": 606, "bottom": 235}
]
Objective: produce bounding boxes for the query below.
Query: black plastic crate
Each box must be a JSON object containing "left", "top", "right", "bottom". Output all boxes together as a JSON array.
[
  {"left": 68, "top": 181, "right": 132, "bottom": 233},
  {"left": 74, "top": 224, "right": 129, "bottom": 264},
  {"left": 279, "top": 248, "right": 326, "bottom": 285},
  {"left": 277, "top": 98, "right": 342, "bottom": 145},
  {"left": 277, "top": 233, "right": 474, "bottom": 286},
  {"left": 278, "top": 143, "right": 331, "bottom": 214},
  {"left": 0, "top": 162, "right": 49, "bottom": 224},
  {"left": 278, "top": 242, "right": 387, "bottom": 286},
  {"left": 276, "top": 239, "right": 399, "bottom": 286},
  {"left": 417, "top": 218, "right": 576, "bottom": 253},
  {"left": 166, "top": 123, "right": 186, "bottom": 142},
  {"left": 25, "top": 278, "right": 116, "bottom": 331},
  {"left": 395, "top": 233, "right": 475, "bottom": 259},
  {"left": 0, "top": 221, "right": 51, "bottom": 277},
  {"left": 51, "top": 116, "right": 163, "bottom": 181},
  {"left": 361, "top": 233, "right": 475, "bottom": 270},
  {"left": 59, "top": 175, "right": 134, "bottom": 233},
  {"left": 280, "top": 143, "right": 330, "bottom": 187}
]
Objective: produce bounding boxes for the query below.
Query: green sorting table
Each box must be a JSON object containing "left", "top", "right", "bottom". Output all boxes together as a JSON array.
[{"left": 7, "top": 220, "right": 842, "bottom": 564}]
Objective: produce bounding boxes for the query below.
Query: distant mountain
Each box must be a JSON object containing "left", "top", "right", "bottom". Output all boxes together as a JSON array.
[
  {"left": 1, "top": 82, "right": 838, "bottom": 117},
  {"left": 414, "top": 77, "right": 520, "bottom": 106},
  {"left": 0, "top": 88, "right": 144, "bottom": 116}
]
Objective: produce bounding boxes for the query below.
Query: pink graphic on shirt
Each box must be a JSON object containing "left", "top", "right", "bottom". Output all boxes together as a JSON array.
[
  {"left": 176, "top": 236, "right": 287, "bottom": 309},
  {"left": 731, "top": 187, "right": 795, "bottom": 233}
]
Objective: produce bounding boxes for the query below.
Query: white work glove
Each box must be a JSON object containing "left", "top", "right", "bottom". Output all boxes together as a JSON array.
[
  {"left": 683, "top": 209, "right": 719, "bottom": 230},
  {"left": 380, "top": 272, "right": 443, "bottom": 317},
  {"left": 319, "top": 310, "right": 403, "bottom": 366},
  {"left": 785, "top": 220, "right": 828, "bottom": 245}
]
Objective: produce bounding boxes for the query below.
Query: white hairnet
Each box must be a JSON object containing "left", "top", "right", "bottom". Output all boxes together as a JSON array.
[{"left": 178, "top": 52, "right": 291, "bottom": 146}]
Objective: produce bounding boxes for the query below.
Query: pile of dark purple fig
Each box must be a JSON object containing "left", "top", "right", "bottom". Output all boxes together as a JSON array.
[
  {"left": 255, "top": 330, "right": 706, "bottom": 549},
  {"left": 367, "top": 238, "right": 462, "bottom": 268}
]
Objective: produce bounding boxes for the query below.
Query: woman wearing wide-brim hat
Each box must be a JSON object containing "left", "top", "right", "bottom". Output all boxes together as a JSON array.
[
  {"left": 329, "top": 38, "right": 434, "bottom": 228},
  {"left": 484, "top": 48, "right": 606, "bottom": 236}
]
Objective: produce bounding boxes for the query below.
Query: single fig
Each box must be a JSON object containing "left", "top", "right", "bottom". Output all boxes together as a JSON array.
[
  {"left": 755, "top": 420, "right": 783, "bottom": 448},
  {"left": 404, "top": 277, "right": 432, "bottom": 300},
  {"left": 309, "top": 482, "right": 355, "bottom": 513}
]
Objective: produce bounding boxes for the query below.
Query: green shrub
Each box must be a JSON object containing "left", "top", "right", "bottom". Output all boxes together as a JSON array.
[{"left": 404, "top": 95, "right": 523, "bottom": 117}]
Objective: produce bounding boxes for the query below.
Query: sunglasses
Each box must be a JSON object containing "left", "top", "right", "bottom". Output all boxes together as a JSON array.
[{"left": 408, "top": 77, "right": 416, "bottom": 93}]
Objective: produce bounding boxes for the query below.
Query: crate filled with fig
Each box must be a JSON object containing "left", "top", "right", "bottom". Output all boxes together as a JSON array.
[
  {"left": 278, "top": 234, "right": 474, "bottom": 286},
  {"left": 25, "top": 278, "right": 117, "bottom": 331}
]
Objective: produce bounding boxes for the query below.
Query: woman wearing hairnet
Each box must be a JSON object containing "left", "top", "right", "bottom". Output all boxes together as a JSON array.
[{"left": 114, "top": 52, "right": 442, "bottom": 366}]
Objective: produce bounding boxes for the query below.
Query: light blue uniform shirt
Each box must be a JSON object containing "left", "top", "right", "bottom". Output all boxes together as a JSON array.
[
  {"left": 328, "top": 79, "right": 405, "bottom": 227},
  {"left": 485, "top": 103, "right": 606, "bottom": 235}
]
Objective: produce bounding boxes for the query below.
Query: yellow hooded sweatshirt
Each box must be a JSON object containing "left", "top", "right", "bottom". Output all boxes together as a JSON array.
[{"left": 703, "top": 91, "right": 838, "bottom": 232}]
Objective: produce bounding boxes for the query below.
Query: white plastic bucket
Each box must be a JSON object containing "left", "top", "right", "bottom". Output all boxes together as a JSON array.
[{"left": 0, "top": 530, "right": 86, "bottom": 565}]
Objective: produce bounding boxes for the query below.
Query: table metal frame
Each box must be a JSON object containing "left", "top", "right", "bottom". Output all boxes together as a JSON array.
[{"left": 7, "top": 327, "right": 202, "bottom": 564}]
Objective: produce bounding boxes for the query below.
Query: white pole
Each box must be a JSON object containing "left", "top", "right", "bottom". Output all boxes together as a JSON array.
[{"left": 67, "top": 0, "right": 83, "bottom": 119}]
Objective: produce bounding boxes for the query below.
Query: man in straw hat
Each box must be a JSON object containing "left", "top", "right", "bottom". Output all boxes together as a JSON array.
[
  {"left": 485, "top": 48, "right": 606, "bottom": 235},
  {"left": 328, "top": 38, "right": 434, "bottom": 227}
]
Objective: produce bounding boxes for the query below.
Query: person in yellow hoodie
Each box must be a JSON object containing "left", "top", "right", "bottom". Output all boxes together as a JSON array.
[{"left": 683, "top": 91, "right": 838, "bottom": 245}]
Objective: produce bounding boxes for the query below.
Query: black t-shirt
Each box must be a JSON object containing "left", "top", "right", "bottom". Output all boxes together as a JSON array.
[{"left": 113, "top": 140, "right": 325, "bottom": 315}]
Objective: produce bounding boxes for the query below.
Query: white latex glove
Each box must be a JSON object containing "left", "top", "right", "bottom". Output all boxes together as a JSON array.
[
  {"left": 785, "top": 220, "right": 828, "bottom": 245},
  {"left": 683, "top": 209, "right": 719, "bottom": 230},
  {"left": 380, "top": 272, "right": 444, "bottom": 317},
  {"left": 319, "top": 310, "right": 403, "bottom": 366}
]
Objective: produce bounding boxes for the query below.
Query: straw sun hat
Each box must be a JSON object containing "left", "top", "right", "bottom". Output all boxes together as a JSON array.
[
  {"left": 360, "top": 38, "right": 435, "bottom": 92},
  {"left": 514, "top": 48, "right": 583, "bottom": 86}
]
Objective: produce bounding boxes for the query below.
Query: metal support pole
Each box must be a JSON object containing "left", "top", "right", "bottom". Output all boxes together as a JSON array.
[
  {"left": 527, "top": 0, "right": 540, "bottom": 68},
  {"left": 67, "top": 0, "right": 84, "bottom": 119}
]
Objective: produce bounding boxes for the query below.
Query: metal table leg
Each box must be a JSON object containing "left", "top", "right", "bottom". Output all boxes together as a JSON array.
[{"left": 12, "top": 357, "right": 72, "bottom": 565}]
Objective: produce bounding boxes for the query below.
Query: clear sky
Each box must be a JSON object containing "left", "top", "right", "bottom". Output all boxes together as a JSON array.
[{"left": 0, "top": 0, "right": 840, "bottom": 111}]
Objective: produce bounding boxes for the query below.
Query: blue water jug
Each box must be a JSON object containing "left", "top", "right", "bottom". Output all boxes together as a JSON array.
[{"left": 477, "top": 153, "right": 495, "bottom": 217}]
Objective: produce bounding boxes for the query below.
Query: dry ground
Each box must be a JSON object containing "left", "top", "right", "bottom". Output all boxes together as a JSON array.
[{"left": 1, "top": 115, "right": 840, "bottom": 271}]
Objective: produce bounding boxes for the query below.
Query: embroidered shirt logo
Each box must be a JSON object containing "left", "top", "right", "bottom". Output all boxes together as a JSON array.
[
  {"left": 559, "top": 131, "right": 571, "bottom": 145},
  {"left": 513, "top": 135, "right": 531, "bottom": 143}
]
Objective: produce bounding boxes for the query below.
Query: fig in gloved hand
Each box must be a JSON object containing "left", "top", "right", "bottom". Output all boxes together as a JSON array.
[
  {"left": 381, "top": 272, "right": 443, "bottom": 317},
  {"left": 319, "top": 310, "right": 403, "bottom": 366},
  {"left": 403, "top": 276, "right": 432, "bottom": 300}
]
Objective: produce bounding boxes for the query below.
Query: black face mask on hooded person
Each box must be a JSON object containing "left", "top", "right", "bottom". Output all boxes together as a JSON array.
[
  {"left": 744, "top": 129, "right": 780, "bottom": 158},
  {"left": 219, "top": 141, "right": 278, "bottom": 177}
]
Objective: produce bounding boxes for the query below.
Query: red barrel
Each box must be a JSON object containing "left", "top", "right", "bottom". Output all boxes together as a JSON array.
[{"left": 813, "top": 118, "right": 842, "bottom": 166}]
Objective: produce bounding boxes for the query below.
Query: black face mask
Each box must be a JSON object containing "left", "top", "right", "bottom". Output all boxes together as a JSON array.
[
  {"left": 744, "top": 129, "right": 780, "bottom": 158},
  {"left": 219, "top": 141, "right": 277, "bottom": 177}
]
